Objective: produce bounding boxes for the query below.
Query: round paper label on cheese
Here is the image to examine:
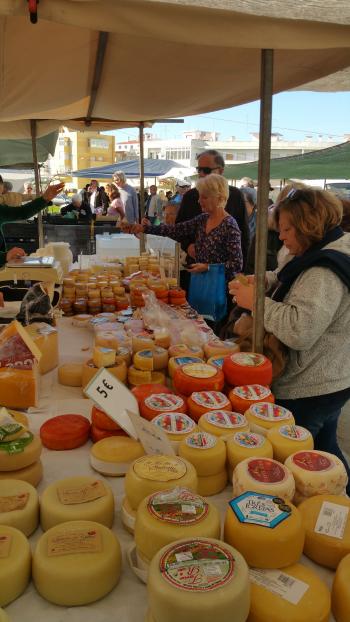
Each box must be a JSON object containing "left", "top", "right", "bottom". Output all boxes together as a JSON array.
[
  {"left": 148, "top": 488, "right": 208, "bottom": 524},
  {"left": 250, "top": 403, "right": 291, "bottom": 422},
  {"left": 185, "top": 432, "right": 217, "bottom": 450},
  {"left": 205, "top": 411, "right": 246, "bottom": 429},
  {"left": 153, "top": 413, "right": 195, "bottom": 435},
  {"left": 231, "top": 352, "right": 265, "bottom": 367},
  {"left": 234, "top": 432, "right": 265, "bottom": 449},
  {"left": 144, "top": 394, "right": 184, "bottom": 412},
  {"left": 292, "top": 451, "right": 333, "bottom": 472},
  {"left": 233, "top": 385, "right": 271, "bottom": 401},
  {"left": 133, "top": 455, "right": 187, "bottom": 481},
  {"left": 138, "top": 350, "right": 153, "bottom": 359},
  {"left": 160, "top": 540, "right": 235, "bottom": 591},
  {"left": 279, "top": 425, "right": 310, "bottom": 442},
  {"left": 182, "top": 364, "right": 217, "bottom": 379},
  {"left": 248, "top": 458, "right": 286, "bottom": 483},
  {"left": 191, "top": 391, "right": 229, "bottom": 409}
]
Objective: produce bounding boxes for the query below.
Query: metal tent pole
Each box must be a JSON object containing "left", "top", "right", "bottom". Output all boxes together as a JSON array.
[
  {"left": 139, "top": 122, "right": 146, "bottom": 253},
  {"left": 30, "top": 119, "right": 44, "bottom": 249}
]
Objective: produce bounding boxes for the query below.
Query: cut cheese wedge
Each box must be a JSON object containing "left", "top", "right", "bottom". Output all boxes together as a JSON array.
[
  {"left": 332, "top": 553, "right": 350, "bottom": 622},
  {"left": 199, "top": 410, "right": 249, "bottom": 440},
  {"left": 228, "top": 385, "right": 274, "bottom": 414},
  {"left": 284, "top": 450, "right": 348, "bottom": 498},
  {"left": 267, "top": 425, "right": 314, "bottom": 463},
  {"left": 0, "top": 525, "right": 31, "bottom": 606},
  {"left": 0, "top": 320, "right": 41, "bottom": 370},
  {"left": 0, "top": 479, "right": 39, "bottom": 536},
  {"left": 24, "top": 323, "right": 58, "bottom": 374},
  {"left": 178, "top": 432, "right": 226, "bottom": 476},
  {"left": 245, "top": 402, "right": 295, "bottom": 436},
  {"left": 90, "top": 436, "right": 145, "bottom": 477},
  {"left": 232, "top": 457, "right": 295, "bottom": 501}
]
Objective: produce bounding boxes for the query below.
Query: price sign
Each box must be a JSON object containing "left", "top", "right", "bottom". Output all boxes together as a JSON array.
[{"left": 127, "top": 411, "right": 175, "bottom": 456}]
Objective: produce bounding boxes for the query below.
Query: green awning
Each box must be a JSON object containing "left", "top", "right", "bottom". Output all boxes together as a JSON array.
[{"left": 0, "top": 131, "right": 58, "bottom": 168}]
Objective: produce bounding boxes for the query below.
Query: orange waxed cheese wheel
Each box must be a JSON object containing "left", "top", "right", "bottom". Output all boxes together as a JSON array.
[
  {"left": 223, "top": 352, "right": 272, "bottom": 386},
  {"left": 187, "top": 391, "right": 232, "bottom": 423},
  {"left": 131, "top": 383, "right": 172, "bottom": 403},
  {"left": 91, "top": 406, "right": 121, "bottom": 431},
  {"left": 90, "top": 424, "right": 128, "bottom": 443},
  {"left": 140, "top": 393, "right": 187, "bottom": 421},
  {"left": 173, "top": 363, "right": 225, "bottom": 397},
  {"left": 40, "top": 415, "right": 91, "bottom": 450},
  {"left": 228, "top": 384, "right": 274, "bottom": 414}
]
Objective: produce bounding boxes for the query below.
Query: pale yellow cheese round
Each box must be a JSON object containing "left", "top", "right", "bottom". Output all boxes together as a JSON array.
[
  {"left": 58, "top": 363, "right": 83, "bottom": 387},
  {"left": 245, "top": 403, "right": 295, "bottom": 435},
  {"left": 226, "top": 431, "right": 273, "bottom": 469},
  {"left": 0, "top": 460, "right": 43, "bottom": 488},
  {"left": 132, "top": 335, "right": 156, "bottom": 353},
  {"left": 332, "top": 553, "right": 350, "bottom": 622},
  {"left": 198, "top": 411, "right": 249, "bottom": 440},
  {"left": 125, "top": 455, "right": 198, "bottom": 511},
  {"left": 284, "top": 450, "right": 348, "bottom": 498},
  {"left": 197, "top": 470, "right": 228, "bottom": 496},
  {"left": 90, "top": 437, "right": 145, "bottom": 477},
  {"left": 32, "top": 520, "right": 122, "bottom": 606},
  {"left": 82, "top": 357, "right": 127, "bottom": 392},
  {"left": 267, "top": 425, "right": 314, "bottom": 462},
  {"left": 0, "top": 434, "right": 42, "bottom": 472},
  {"left": 134, "top": 348, "right": 168, "bottom": 371},
  {"left": 178, "top": 432, "right": 226, "bottom": 476},
  {"left": 121, "top": 496, "right": 136, "bottom": 535},
  {"left": 40, "top": 476, "right": 115, "bottom": 531},
  {"left": 0, "top": 525, "right": 31, "bottom": 606},
  {"left": 233, "top": 457, "right": 295, "bottom": 501},
  {"left": 0, "top": 479, "right": 39, "bottom": 536},
  {"left": 152, "top": 413, "right": 197, "bottom": 454}
]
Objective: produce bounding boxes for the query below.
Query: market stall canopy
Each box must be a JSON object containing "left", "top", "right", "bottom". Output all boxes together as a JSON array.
[
  {"left": 1, "top": 1, "right": 350, "bottom": 138},
  {"left": 71, "top": 159, "right": 190, "bottom": 179},
  {"left": 0, "top": 131, "right": 58, "bottom": 168},
  {"left": 224, "top": 140, "right": 350, "bottom": 181}
]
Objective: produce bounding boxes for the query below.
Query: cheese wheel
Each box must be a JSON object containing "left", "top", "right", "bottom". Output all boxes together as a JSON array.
[
  {"left": 223, "top": 352, "right": 272, "bottom": 386},
  {"left": 245, "top": 402, "right": 295, "bottom": 436},
  {"left": 0, "top": 479, "right": 39, "bottom": 536},
  {"left": 121, "top": 496, "right": 137, "bottom": 534},
  {"left": 95, "top": 330, "right": 121, "bottom": 350},
  {"left": 0, "top": 525, "right": 31, "bottom": 606},
  {"left": 32, "top": 520, "right": 121, "bottom": 606},
  {"left": 224, "top": 493, "right": 304, "bottom": 568},
  {"left": 115, "top": 346, "right": 132, "bottom": 367},
  {"left": 0, "top": 433, "right": 42, "bottom": 471},
  {"left": 91, "top": 405, "right": 121, "bottom": 431},
  {"left": 90, "top": 436, "right": 145, "bottom": 476},
  {"left": 178, "top": 432, "right": 226, "bottom": 476},
  {"left": 187, "top": 391, "right": 232, "bottom": 422},
  {"left": 298, "top": 494, "right": 350, "bottom": 569},
  {"left": 132, "top": 383, "right": 172, "bottom": 403},
  {"left": 132, "top": 334, "right": 156, "bottom": 353},
  {"left": 226, "top": 432, "right": 273, "bottom": 470},
  {"left": 92, "top": 346, "right": 116, "bottom": 368},
  {"left": 332, "top": 553, "right": 350, "bottom": 622},
  {"left": 197, "top": 470, "right": 228, "bottom": 496},
  {"left": 228, "top": 384, "right": 274, "bottom": 414},
  {"left": 147, "top": 538, "right": 250, "bottom": 622},
  {"left": 140, "top": 393, "right": 187, "bottom": 421},
  {"left": 152, "top": 413, "right": 197, "bottom": 453},
  {"left": 153, "top": 329, "right": 171, "bottom": 349},
  {"left": 284, "top": 450, "right": 348, "bottom": 497},
  {"left": 72, "top": 314, "right": 93, "bottom": 327},
  {"left": 204, "top": 339, "right": 239, "bottom": 358},
  {"left": 58, "top": 363, "right": 83, "bottom": 387},
  {"left": 168, "top": 356, "right": 203, "bottom": 378},
  {"left": 198, "top": 410, "right": 249, "bottom": 439},
  {"left": 40, "top": 415, "right": 90, "bottom": 450},
  {"left": 168, "top": 344, "right": 204, "bottom": 359},
  {"left": 267, "top": 425, "right": 314, "bottom": 463},
  {"left": 248, "top": 563, "right": 331, "bottom": 622},
  {"left": 173, "top": 363, "right": 225, "bottom": 397},
  {"left": 0, "top": 460, "right": 43, "bottom": 487},
  {"left": 90, "top": 425, "right": 127, "bottom": 443},
  {"left": 207, "top": 355, "right": 225, "bottom": 369},
  {"left": 125, "top": 455, "right": 198, "bottom": 511},
  {"left": 128, "top": 365, "right": 152, "bottom": 385},
  {"left": 232, "top": 457, "right": 296, "bottom": 501},
  {"left": 134, "top": 347, "right": 168, "bottom": 372},
  {"left": 40, "top": 476, "right": 115, "bottom": 531},
  {"left": 82, "top": 358, "right": 127, "bottom": 391}
]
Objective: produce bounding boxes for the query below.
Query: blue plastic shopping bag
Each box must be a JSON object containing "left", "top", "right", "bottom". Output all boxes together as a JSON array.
[{"left": 188, "top": 263, "right": 227, "bottom": 322}]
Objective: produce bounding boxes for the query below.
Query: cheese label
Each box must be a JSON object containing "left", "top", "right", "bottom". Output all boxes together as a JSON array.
[
  {"left": 153, "top": 413, "right": 195, "bottom": 435},
  {"left": 292, "top": 451, "right": 333, "bottom": 472},
  {"left": 138, "top": 350, "right": 153, "bottom": 359},
  {"left": 0, "top": 533, "right": 12, "bottom": 558},
  {"left": 174, "top": 356, "right": 201, "bottom": 366},
  {"left": 182, "top": 363, "right": 217, "bottom": 379},
  {"left": 47, "top": 527, "right": 103, "bottom": 557},
  {"left": 233, "top": 385, "right": 271, "bottom": 401},
  {"left": 248, "top": 458, "right": 286, "bottom": 483},
  {"left": 0, "top": 431, "right": 34, "bottom": 455},
  {"left": 209, "top": 357, "right": 224, "bottom": 368},
  {"left": 145, "top": 394, "right": 184, "bottom": 412},
  {"left": 234, "top": 431, "right": 265, "bottom": 448},
  {"left": 230, "top": 492, "right": 291, "bottom": 528},
  {"left": 250, "top": 403, "right": 292, "bottom": 422},
  {"left": 148, "top": 488, "right": 208, "bottom": 524},
  {"left": 279, "top": 425, "right": 310, "bottom": 441},
  {"left": 249, "top": 568, "right": 309, "bottom": 604},
  {"left": 231, "top": 352, "right": 265, "bottom": 367},
  {"left": 185, "top": 432, "right": 217, "bottom": 450},
  {"left": 0, "top": 493, "right": 29, "bottom": 513},
  {"left": 133, "top": 455, "right": 187, "bottom": 481},
  {"left": 160, "top": 540, "right": 235, "bottom": 591},
  {"left": 205, "top": 411, "right": 247, "bottom": 429},
  {"left": 57, "top": 481, "right": 107, "bottom": 505},
  {"left": 314, "top": 501, "right": 349, "bottom": 539},
  {"left": 191, "top": 391, "right": 229, "bottom": 409}
]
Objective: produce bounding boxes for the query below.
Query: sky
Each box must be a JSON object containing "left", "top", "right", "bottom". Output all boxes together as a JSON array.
[{"left": 107, "top": 91, "right": 350, "bottom": 144}]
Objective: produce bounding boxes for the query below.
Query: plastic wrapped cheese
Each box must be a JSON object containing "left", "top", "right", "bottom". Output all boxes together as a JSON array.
[
  {"left": 284, "top": 450, "right": 348, "bottom": 497},
  {"left": 245, "top": 402, "right": 295, "bottom": 436},
  {"left": 232, "top": 457, "right": 295, "bottom": 501}
]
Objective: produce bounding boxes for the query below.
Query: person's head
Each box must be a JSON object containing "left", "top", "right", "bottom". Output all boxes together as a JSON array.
[
  {"left": 196, "top": 149, "right": 225, "bottom": 178},
  {"left": 240, "top": 177, "right": 255, "bottom": 189},
  {"left": 165, "top": 190, "right": 173, "bottom": 200},
  {"left": 241, "top": 187, "right": 256, "bottom": 216},
  {"left": 3, "top": 181, "right": 13, "bottom": 192},
  {"left": 175, "top": 179, "right": 191, "bottom": 196},
  {"left": 196, "top": 173, "right": 229, "bottom": 215},
  {"left": 274, "top": 187, "right": 343, "bottom": 256},
  {"left": 149, "top": 185, "right": 157, "bottom": 195},
  {"left": 90, "top": 179, "right": 98, "bottom": 191},
  {"left": 71, "top": 194, "right": 82, "bottom": 208},
  {"left": 163, "top": 203, "right": 177, "bottom": 225},
  {"left": 105, "top": 183, "right": 113, "bottom": 197},
  {"left": 24, "top": 182, "right": 33, "bottom": 194},
  {"left": 113, "top": 171, "right": 126, "bottom": 187},
  {"left": 340, "top": 199, "right": 350, "bottom": 232},
  {"left": 110, "top": 189, "right": 121, "bottom": 200}
]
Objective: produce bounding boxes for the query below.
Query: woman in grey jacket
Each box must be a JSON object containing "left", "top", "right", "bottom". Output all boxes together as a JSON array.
[{"left": 231, "top": 187, "right": 350, "bottom": 492}]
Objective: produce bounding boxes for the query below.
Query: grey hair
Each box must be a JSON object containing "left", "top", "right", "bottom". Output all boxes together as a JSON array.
[
  {"left": 196, "top": 149, "right": 225, "bottom": 168},
  {"left": 113, "top": 171, "right": 126, "bottom": 183}
]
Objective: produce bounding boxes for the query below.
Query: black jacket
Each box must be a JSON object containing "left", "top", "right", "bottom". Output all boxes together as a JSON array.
[{"left": 85, "top": 188, "right": 109, "bottom": 214}]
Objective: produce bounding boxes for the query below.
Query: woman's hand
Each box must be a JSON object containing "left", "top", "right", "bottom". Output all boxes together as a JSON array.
[
  {"left": 141, "top": 217, "right": 151, "bottom": 227},
  {"left": 187, "top": 243, "right": 196, "bottom": 259},
  {"left": 229, "top": 280, "right": 254, "bottom": 310},
  {"left": 6, "top": 247, "right": 26, "bottom": 261},
  {"left": 42, "top": 182, "right": 65, "bottom": 202},
  {"left": 121, "top": 221, "right": 144, "bottom": 235},
  {"left": 187, "top": 263, "right": 208, "bottom": 273}
]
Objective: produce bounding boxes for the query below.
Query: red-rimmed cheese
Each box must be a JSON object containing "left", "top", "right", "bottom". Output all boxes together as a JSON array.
[
  {"left": 223, "top": 352, "right": 272, "bottom": 386},
  {"left": 245, "top": 402, "right": 295, "bottom": 435},
  {"left": 198, "top": 410, "right": 249, "bottom": 439},
  {"left": 284, "top": 450, "right": 348, "bottom": 498},
  {"left": 152, "top": 413, "right": 196, "bottom": 453},
  {"left": 91, "top": 405, "right": 121, "bottom": 431},
  {"left": 90, "top": 424, "right": 128, "bottom": 443},
  {"left": 40, "top": 415, "right": 91, "bottom": 450},
  {"left": 187, "top": 391, "right": 232, "bottom": 423},
  {"left": 232, "top": 457, "right": 295, "bottom": 501},
  {"left": 173, "top": 363, "right": 224, "bottom": 397},
  {"left": 131, "top": 383, "right": 172, "bottom": 404},
  {"left": 228, "top": 384, "right": 274, "bottom": 414},
  {"left": 140, "top": 393, "right": 187, "bottom": 422}
]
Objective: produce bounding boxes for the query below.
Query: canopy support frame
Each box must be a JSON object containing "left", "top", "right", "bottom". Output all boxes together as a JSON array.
[{"left": 30, "top": 119, "right": 44, "bottom": 248}]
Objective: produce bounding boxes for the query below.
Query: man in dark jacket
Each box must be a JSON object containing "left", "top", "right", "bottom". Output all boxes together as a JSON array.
[{"left": 86, "top": 179, "right": 109, "bottom": 215}]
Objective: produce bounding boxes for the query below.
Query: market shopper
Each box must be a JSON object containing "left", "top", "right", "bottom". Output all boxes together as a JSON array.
[
  {"left": 230, "top": 187, "right": 350, "bottom": 491},
  {"left": 113, "top": 171, "right": 139, "bottom": 224}
]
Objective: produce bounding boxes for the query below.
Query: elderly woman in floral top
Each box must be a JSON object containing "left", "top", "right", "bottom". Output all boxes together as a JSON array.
[{"left": 122, "top": 174, "right": 243, "bottom": 282}]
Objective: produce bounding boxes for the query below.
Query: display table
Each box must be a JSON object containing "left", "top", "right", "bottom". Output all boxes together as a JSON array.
[{"left": 4, "top": 318, "right": 336, "bottom": 622}]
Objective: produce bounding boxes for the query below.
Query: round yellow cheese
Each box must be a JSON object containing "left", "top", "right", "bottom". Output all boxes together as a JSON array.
[
  {"left": 245, "top": 402, "right": 295, "bottom": 435},
  {"left": 0, "top": 460, "right": 43, "bottom": 487},
  {"left": 198, "top": 411, "right": 249, "bottom": 440},
  {"left": 0, "top": 433, "right": 42, "bottom": 472},
  {"left": 284, "top": 450, "right": 348, "bottom": 497},
  {"left": 90, "top": 437, "right": 145, "bottom": 477},
  {"left": 332, "top": 553, "right": 350, "bottom": 622},
  {"left": 226, "top": 431, "right": 273, "bottom": 470},
  {"left": 58, "top": 363, "right": 83, "bottom": 387},
  {"left": 132, "top": 335, "right": 155, "bottom": 353},
  {"left": 204, "top": 339, "right": 239, "bottom": 358},
  {"left": 232, "top": 457, "right": 296, "bottom": 501},
  {"left": 178, "top": 432, "right": 226, "bottom": 476},
  {"left": 134, "top": 347, "right": 168, "bottom": 372},
  {"left": 168, "top": 355, "right": 203, "bottom": 378},
  {"left": 197, "top": 470, "right": 228, "bottom": 496},
  {"left": 0, "top": 479, "right": 39, "bottom": 536},
  {"left": 0, "top": 525, "right": 31, "bottom": 606},
  {"left": 128, "top": 365, "right": 152, "bottom": 385},
  {"left": 121, "top": 496, "right": 137, "bottom": 535},
  {"left": 267, "top": 424, "right": 314, "bottom": 462},
  {"left": 152, "top": 413, "right": 197, "bottom": 453},
  {"left": 32, "top": 520, "right": 122, "bottom": 606},
  {"left": 40, "top": 476, "right": 115, "bottom": 531}
]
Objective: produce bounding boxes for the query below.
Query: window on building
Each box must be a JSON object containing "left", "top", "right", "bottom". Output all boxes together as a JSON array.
[{"left": 89, "top": 138, "right": 109, "bottom": 149}]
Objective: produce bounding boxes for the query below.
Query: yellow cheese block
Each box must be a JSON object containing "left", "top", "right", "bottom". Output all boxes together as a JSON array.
[
  {"left": 0, "top": 525, "right": 31, "bottom": 606},
  {"left": 92, "top": 346, "right": 116, "bottom": 368},
  {"left": 24, "top": 323, "right": 58, "bottom": 374},
  {"left": 90, "top": 436, "right": 145, "bottom": 477},
  {"left": 0, "top": 460, "right": 43, "bottom": 487},
  {"left": 58, "top": 363, "right": 83, "bottom": 387},
  {"left": 197, "top": 470, "right": 228, "bottom": 496},
  {"left": 0, "top": 366, "right": 39, "bottom": 409},
  {"left": 267, "top": 425, "right": 314, "bottom": 463},
  {"left": 0, "top": 433, "right": 42, "bottom": 472},
  {"left": 178, "top": 432, "right": 226, "bottom": 476},
  {"left": 332, "top": 553, "right": 350, "bottom": 622},
  {"left": 226, "top": 432, "right": 273, "bottom": 470},
  {"left": 0, "top": 479, "right": 39, "bottom": 536},
  {"left": 132, "top": 334, "right": 156, "bottom": 353},
  {"left": 128, "top": 365, "right": 152, "bottom": 385}
]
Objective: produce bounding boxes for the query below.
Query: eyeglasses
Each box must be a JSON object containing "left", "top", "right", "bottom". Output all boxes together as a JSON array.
[
  {"left": 196, "top": 166, "right": 220, "bottom": 174},
  {"left": 282, "top": 187, "right": 315, "bottom": 209}
]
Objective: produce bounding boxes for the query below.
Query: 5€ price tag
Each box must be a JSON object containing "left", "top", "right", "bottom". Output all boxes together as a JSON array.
[{"left": 127, "top": 411, "right": 175, "bottom": 456}]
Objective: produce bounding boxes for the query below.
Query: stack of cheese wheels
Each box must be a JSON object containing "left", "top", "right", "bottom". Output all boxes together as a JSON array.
[
  {"left": 168, "top": 344, "right": 204, "bottom": 359},
  {"left": 132, "top": 334, "right": 156, "bottom": 353},
  {"left": 134, "top": 488, "right": 221, "bottom": 575},
  {"left": 173, "top": 363, "right": 225, "bottom": 397},
  {"left": 187, "top": 391, "right": 232, "bottom": 423},
  {"left": 298, "top": 494, "right": 350, "bottom": 569},
  {"left": 178, "top": 432, "right": 227, "bottom": 496},
  {"left": 152, "top": 413, "right": 197, "bottom": 453},
  {"left": 249, "top": 563, "right": 331, "bottom": 622},
  {"left": 0, "top": 413, "right": 43, "bottom": 487},
  {"left": 223, "top": 352, "right": 272, "bottom": 387},
  {"left": 139, "top": 393, "right": 187, "bottom": 422},
  {"left": 245, "top": 402, "right": 295, "bottom": 436},
  {"left": 232, "top": 457, "right": 296, "bottom": 501},
  {"left": 267, "top": 424, "right": 314, "bottom": 463},
  {"left": 285, "top": 450, "right": 348, "bottom": 505},
  {"left": 32, "top": 520, "right": 122, "bottom": 606},
  {"left": 40, "top": 415, "right": 90, "bottom": 450},
  {"left": 198, "top": 410, "right": 249, "bottom": 440},
  {"left": 147, "top": 537, "right": 250, "bottom": 622},
  {"left": 90, "top": 436, "right": 145, "bottom": 477},
  {"left": 168, "top": 356, "right": 203, "bottom": 379},
  {"left": 224, "top": 492, "right": 304, "bottom": 568},
  {"left": 40, "top": 476, "right": 115, "bottom": 531},
  {"left": 90, "top": 405, "right": 127, "bottom": 443},
  {"left": 82, "top": 356, "right": 128, "bottom": 393},
  {"left": 0, "top": 525, "right": 31, "bottom": 606},
  {"left": 228, "top": 384, "right": 274, "bottom": 414},
  {"left": 128, "top": 365, "right": 166, "bottom": 387},
  {"left": 0, "top": 479, "right": 39, "bottom": 536},
  {"left": 332, "top": 553, "right": 350, "bottom": 622},
  {"left": 203, "top": 339, "right": 239, "bottom": 359},
  {"left": 133, "top": 347, "right": 168, "bottom": 372},
  {"left": 226, "top": 431, "right": 273, "bottom": 476}
]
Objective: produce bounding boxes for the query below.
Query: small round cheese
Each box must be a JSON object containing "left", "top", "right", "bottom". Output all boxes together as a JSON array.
[
  {"left": 168, "top": 356, "right": 203, "bottom": 379},
  {"left": 90, "top": 436, "right": 145, "bottom": 477},
  {"left": 168, "top": 344, "right": 204, "bottom": 359},
  {"left": 58, "top": 363, "right": 83, "bottom": 387},
  {"left": 232, "top": 457, "right": 295, "bottom": 501},
  {"left": 91, "top": 405, "right": 121, "bottom": 431},
  {"left": 0, "top": 460, "right": 43, "bottom": 487},
  {"left": 0, "top": 525, "right": 31, "bottom": 606},
  {"left": 198, "top": 410, "right": 249, "bottom": 440},
  {"left": 40, "top": 415, "right": 90, "bottom": 450},
  {"left": 178, "top": 432, "right": 226, "bottom": 476},
  {"left": 245, "top": 402, "right": 295, "bottom": 436},
  {"left": 284, "top": 450, "right": 348, "bottom": 498},
  {"left": 223, "top": 351, "right": 272, "bottom": 387},
  {"left": 0, "top": 433, "right": 42, "bottom": 471},
  {"left": 332, "top": 553, "right": 350, "bottom": 622},
  {"left": 134, "top": 347, "right": 168, "bottom": 371},
  {"left": 82, "top": 357, "right": 128, "bottom": 391},
  {"left": 152, "top": 413, "right": 197, "bottom": 453},
  {"left": 204, "top": 339, "right": 239, "bottom": 358},
  {"left": 228, "top": 384, "right": 274, "bottom": 414},
  {"left": 226, "top": 431, "right": 273, "bottom": 470},
  {"left": 121, "top": 496, "right": 137, "bottom": 534},
  {"left": 188, "top": 391, "right": 231, "bottom": 422},
  {"left": 140, "top": 393, "right": 187, "bottom": 421},
  {"left": 0, "top": 479, "right": 39, "bottom": 536},
  {"left": 267, "top": 425, "right": 314, "bottom": 462},
  {"left": 197, "top": 470, "right": 228, "bottom": 496},
  {"left": 173, "top": 363, "right": 225, "bottom": 397}
]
